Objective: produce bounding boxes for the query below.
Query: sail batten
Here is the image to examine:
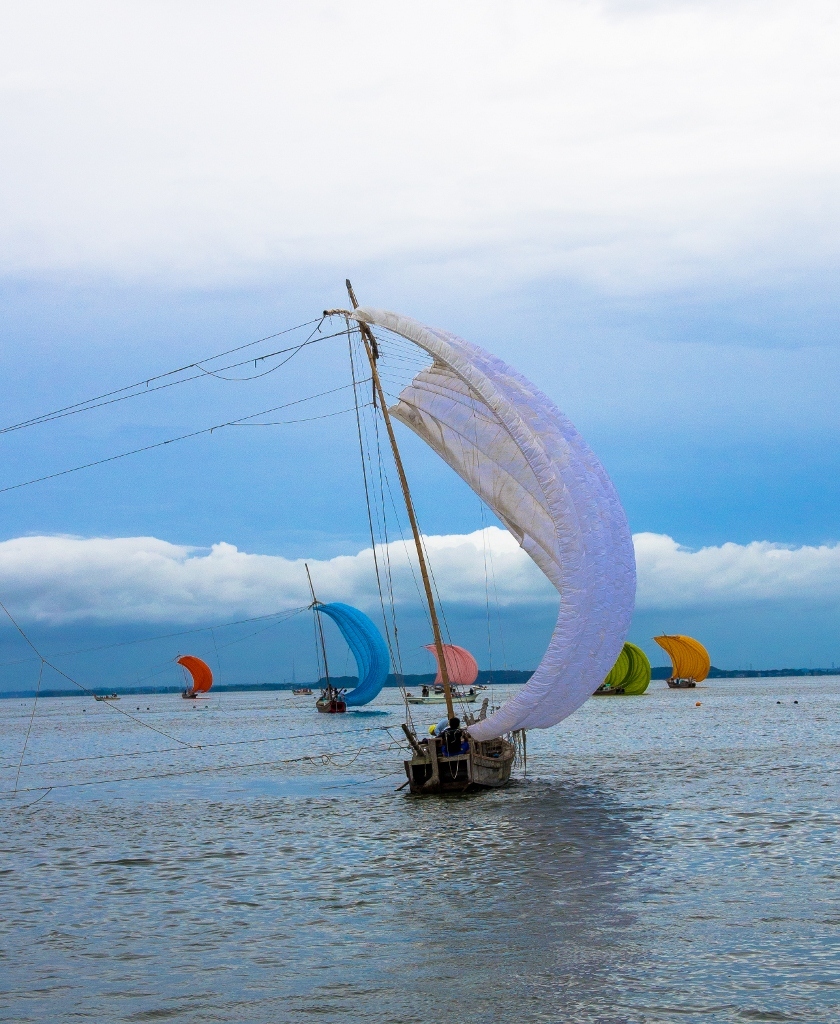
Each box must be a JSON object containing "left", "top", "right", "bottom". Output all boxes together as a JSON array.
[{"left": 351, "top": 307, "right": 637, "bottom": 739}]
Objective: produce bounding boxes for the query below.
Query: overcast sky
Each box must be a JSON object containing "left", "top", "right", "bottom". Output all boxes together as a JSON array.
[{"left": 1, "top": 1, "right": 839, "bottom": 685}]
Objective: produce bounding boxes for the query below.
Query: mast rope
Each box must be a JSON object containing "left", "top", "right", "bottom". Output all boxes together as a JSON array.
[
  {"left": 0, "top": 317, "right": 330, "bottom": 436},
  {"left": 0, "top": 381, "right": 363, "bottom": 495},
  {"left": 348, "top": 325, "right": 417, "bottom": 728}
]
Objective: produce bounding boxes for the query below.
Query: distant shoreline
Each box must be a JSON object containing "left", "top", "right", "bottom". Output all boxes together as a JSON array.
[{"left": 0, "top": 666, "right": 837, "bottom": 699}]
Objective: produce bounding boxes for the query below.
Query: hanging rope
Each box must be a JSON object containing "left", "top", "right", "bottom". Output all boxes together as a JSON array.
[{"left": 0, "top": 381, "right": 362, "bottom": 495}]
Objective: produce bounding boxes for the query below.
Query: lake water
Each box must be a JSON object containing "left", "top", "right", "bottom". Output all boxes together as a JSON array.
[{"left": 1, "top": 678, "right": 837, "bottom": 1023}]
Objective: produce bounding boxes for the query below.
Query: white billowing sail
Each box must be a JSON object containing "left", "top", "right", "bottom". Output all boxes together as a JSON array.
[{"left": 351, "top": 307, "right": 637, "bottom": 741}]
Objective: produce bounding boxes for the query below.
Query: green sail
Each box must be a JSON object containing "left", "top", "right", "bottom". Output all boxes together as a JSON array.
[
  {"left": 602, "top": 647, "right": 630, "bottom": 689},
  {"left": 601, "top": 642, "right": 651, "bottom": 694},
  {"left": 620, "top": 642, "right": 651, "bottom": 694}
]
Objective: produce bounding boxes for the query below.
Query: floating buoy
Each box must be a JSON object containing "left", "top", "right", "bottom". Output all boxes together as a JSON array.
[
  {"left": 777, "top": 701, "right": 781, "bottom": 704},
  {"left": 695, "top": 701, "right": 702, "bottom": 707},
  {"left": 793, "top": 700, "right": 798, "bottom": 704}
]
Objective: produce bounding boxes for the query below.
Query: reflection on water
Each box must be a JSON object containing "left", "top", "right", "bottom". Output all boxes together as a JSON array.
[{"left": 1, "top": 678, "right": 838, "bottom": 1023}]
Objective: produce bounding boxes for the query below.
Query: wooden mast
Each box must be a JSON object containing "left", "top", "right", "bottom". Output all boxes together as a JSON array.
[
  {"left": 345, "top": 280, "right": 455, "bottom": 722},
  {"left": 305, "top": 562, "right": 332, "bottom": 698}
]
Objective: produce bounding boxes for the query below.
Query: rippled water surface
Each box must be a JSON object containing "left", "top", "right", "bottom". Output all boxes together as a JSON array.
[{"left": 1, "top": 678, "right": 838, "bottom": 1023}]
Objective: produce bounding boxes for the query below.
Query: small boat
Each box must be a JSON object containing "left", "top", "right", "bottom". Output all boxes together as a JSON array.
[
  {"left": 653, "top": 635, "right": 710, "bottom": 688},
  {"left": 315, "top": 694, "right": 347, "bottom": 713},
  {"left": 292, "top": 687, "right": 313, "bottom": 696},
  {"left": 593, "top": 642, "right": 651, "bottom": 695},
  {"left": 178, "top": 655, "right": 213, "bottom": 699},
  {"left": 94, "top": 693, "right": 120, "bottom": 701}
]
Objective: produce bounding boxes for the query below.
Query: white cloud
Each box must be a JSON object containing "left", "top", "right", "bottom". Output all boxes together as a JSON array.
[
  {"left": 1, "top": 527, "right": 839, "bottom": 625},
  {"left": 0, "top": 528, "right": 546, "bottom": 625},
  {"left": 633, "top": 532, "right": 840, "bottom": 608},
  {"left": 0, "top": 2, "right": 838, "bottom": 291}
]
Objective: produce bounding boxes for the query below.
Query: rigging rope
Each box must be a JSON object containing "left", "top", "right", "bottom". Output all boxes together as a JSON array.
[
  {"left": 0, "top": 318, "right": 328, "bottom": 436},
  {"left": 347, "top": 326, "right": 418, "bottom": 728},
  {"left": 0, "top": 381, "right": 364, "bottom": 495}
]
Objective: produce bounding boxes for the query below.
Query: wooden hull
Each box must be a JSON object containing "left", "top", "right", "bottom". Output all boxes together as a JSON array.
[
  {"left": 592, "top": 686, "right": 625, "bottom": 696},
  {"left": 667, "top": 679, "right": 697, "bottom": 688},
  {"left": 316, "top": 698, "right": 347, "bottom": 713},
  {"left": 404, "top": 737, "right": 514, "bottom": 794},
  {"left": 292, "top": 688, "right": 313, "bottom": 695}
]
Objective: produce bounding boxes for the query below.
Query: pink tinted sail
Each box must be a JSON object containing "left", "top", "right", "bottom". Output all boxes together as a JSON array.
[{"left": 424, "top": 644, "right": 479, "bottom": 688}]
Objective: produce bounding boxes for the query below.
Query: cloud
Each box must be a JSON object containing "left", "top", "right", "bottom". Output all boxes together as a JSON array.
[
  {"left": 1, "top": 527, "right": 839, "bottom": 626},
  {"left": 0, "top": 2, "right": 838, "bottom": 291},
  {"left": 0, "top": 528, "right": 547, "bottom": 625},
  {"left": 633, "top": 532, "right": 840, "bottom": 608}
]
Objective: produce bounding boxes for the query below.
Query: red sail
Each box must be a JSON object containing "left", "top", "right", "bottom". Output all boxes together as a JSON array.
[
  {"left": 423, "top": 644, "right": 479, "bottom": 687},
  {"left": 177, "top": 655, "right": 213, "bottom": 693}
]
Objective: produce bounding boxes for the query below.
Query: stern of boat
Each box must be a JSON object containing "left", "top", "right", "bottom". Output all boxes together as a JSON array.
[{"left": 403, "top": 735, "right": 514, "bottom": 794}]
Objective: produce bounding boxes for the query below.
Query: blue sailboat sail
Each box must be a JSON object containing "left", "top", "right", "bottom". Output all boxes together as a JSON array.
[{"left": 314, "top": 602, "right": 390, "bottom": 707}]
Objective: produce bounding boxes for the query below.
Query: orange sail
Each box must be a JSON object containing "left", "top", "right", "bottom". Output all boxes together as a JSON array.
[
  {"left": 424, "top": 644, "right": 479, "bottom": 688},
  {"left": 653, "top": 635, "right": 710, "bottom": 682},
  {"left": 177, "top": 655, "right": 213, "bottom": 693}
]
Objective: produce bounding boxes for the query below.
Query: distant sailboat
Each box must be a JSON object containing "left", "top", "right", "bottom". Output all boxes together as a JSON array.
[
  {"left": 593, "top": 642, "right": 651, "bottom": 695},
  {"left": 178, "top": 655, "right": 213, "bottom": 699},
  {"left": 305, "top": 567, "right": 389, "bottom": 713},
  {"left": 406, "top": 644, "right": 480, "bottom": 705},
  {"left": 314, "top": 602, "right": 390, "bottom": 707},
  {"left": 654, "top": 635, "right": 710, "bottom": 688}
]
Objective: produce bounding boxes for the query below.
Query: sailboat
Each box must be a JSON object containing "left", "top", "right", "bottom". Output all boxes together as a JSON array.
[
  {"left": 593, "top": 642, "right": 652, "bottom": 695},
  {"left": 326, "top": 283, "right": 636, "bottom": 793},
  {"left": 178, "top": 655, "right": 213, "bottom": 699},
  {"left": 406, "top": 644, "right": 480, "bottom": 705},
  {"left": 654, "top": 634, "right": 710, "bottom": 688},
  {"left": 313, "top": 602, "right": 390, "bottom": 708}
]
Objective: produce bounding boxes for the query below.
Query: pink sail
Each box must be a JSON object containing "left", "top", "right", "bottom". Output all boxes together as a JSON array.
[{"left": 424, "top": 644, "right": 479, "bottom": 688}]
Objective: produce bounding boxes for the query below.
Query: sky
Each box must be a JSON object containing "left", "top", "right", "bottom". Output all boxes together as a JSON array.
[{"left": 1, "top": 1, "right": 839, "bottom": 690}]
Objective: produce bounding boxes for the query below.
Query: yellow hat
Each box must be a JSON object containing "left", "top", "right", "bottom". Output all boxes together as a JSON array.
[{"left": 428, "top": 725, "right": 437, "bottom": 735}]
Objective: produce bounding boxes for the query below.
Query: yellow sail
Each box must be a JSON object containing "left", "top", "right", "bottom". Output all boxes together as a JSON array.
[{"left": 653, "top": 635, "right": 710, "bottom": 682}]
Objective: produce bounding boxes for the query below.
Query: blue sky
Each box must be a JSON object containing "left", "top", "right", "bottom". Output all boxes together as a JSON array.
[{"left": 1, "top": 1, "right": 839, "bottom": 689}]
